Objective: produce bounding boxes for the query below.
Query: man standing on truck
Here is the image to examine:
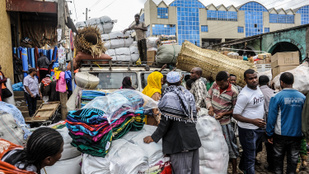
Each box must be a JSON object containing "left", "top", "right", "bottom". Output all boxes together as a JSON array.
[{"left": 123, "top": 14, "right": 148, "bottom": 63}]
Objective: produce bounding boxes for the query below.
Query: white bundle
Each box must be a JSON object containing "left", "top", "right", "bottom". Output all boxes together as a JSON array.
[
  {"left": 115, "top": 48, "right": 130, "bottom": 55},
  {"left": 102, "top": 23, "right": 113, "bottom": 34},
  {"left": 76, "top": 21, "right": 87, "bottom": 29},
  {"left": 107, "top": 139, "right": 149, "bottom": 174},
  {"left": 99, "top": 16, "right": 113, "bottom": 23},
  {"left": 55, "top": 126, "right": 81, "bottom": 160},
  {"left": 124, "top": 30, "right": 134, "bottom": 37},
  {"left": 147, "top": 37, "right": 159, "bottom": 48},
  {"left": 116, "top": 55, "right": 131, "bottom": 62},
  {"left": 131, "top": 41, "right": 138, "bottom": 47},
  {"left": 110, "top": 39, "right": 125, "bottom": 49},
  {"left": 104, "top": 41, "right": 111, "bottom": 49},
  {"left": 86, "top": 18, "right": 101, "bottom": 26},
  {"left": 130, "top": 45, "right": 139, "bottom": 54},
  {"left": 82, "top": 154, "right": 110, "bottom": 174},
  {"left": 131, "top": 54, "right": 139, "bottom": 62},
  {"left": 105, "top": 49, "right": 116, "bottom": 56},
  {"left": 272, "top": 62, "right": 309, "bottom": 94},
  {"left": 42, "top": 155, "right": 82, "bottom": 174},
  {"left": 124, "top": 38, "right": 134, "bottom": 47},
  {"left": 196, "top": 109, "right": 229, "bottom": 174},
  {"left": 227, "top": 52, "right": 239, "bottom": 56}
]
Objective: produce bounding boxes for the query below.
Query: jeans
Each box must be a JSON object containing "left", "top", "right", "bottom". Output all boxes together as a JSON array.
[
  {"left": 273, "top": 134, "right": 301, "bottom": 174},
  {"left": 24, "top": 92, "right": 37, "bottom": 117},
  {"left": 238, "top": 127, "right": 264, "bottom": 174}
]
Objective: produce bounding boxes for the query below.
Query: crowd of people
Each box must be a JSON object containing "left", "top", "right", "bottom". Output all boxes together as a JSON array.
[{"left": 141, "top": 67, "right": 308, "bottom": 174}]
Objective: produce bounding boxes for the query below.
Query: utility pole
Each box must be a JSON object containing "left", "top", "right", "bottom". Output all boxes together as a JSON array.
[
  {"left": 84, "top": 8, "right": 90, "bottom": 21},
  {"left": 57, "top": 0, "right": 68, "bottom": 120}
]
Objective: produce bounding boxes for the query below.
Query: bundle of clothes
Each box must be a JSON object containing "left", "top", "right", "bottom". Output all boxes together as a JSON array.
[{"left": 66, "top": 90, "right": 150, "bottom": 157}]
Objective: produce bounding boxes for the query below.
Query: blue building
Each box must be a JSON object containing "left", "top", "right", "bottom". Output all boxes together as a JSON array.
[{"left": 142, "top": 0, "right": 309, "bottom": 48}]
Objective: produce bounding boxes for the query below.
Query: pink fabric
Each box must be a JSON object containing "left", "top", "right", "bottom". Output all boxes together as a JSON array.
[{"left": 56, "top": 72, "right": 67, "bottom": 92}]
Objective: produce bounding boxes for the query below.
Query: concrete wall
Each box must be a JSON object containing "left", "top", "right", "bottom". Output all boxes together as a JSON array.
[
  {"left": 0, "top": 1, "right": 13, "bottom": 82},
  {"left": 200, "top": 10, "right": 245, "bottom": 42}
]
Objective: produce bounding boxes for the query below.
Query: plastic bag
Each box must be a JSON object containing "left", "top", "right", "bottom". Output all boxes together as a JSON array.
[{"left": 83, "top": 89, "right": 158, "bottom": 122}]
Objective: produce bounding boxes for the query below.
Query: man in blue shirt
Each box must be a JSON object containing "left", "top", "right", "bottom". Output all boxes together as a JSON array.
[{"left": 266, "top": 72, "right": 306, "bottom": 174}]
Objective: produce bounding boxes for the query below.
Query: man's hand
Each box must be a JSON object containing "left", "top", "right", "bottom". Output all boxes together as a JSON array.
[
  {"left": 215, "top": 113, "right": 224, "bottom": 120},
  {"left": 268, "top": 138, "right": 273, "bottom": 144},
  {"left": 208, "top": 107, "right": 214, "bottom": 116},
  {"left": 52, "top": 60, "right": 56, "bottom": 63},
  {"left": 40, "top": 94, "right": 43, "bottom": 99},
  {"left": 30, "top": 93, "right": 35, "bottom": 98},
  {"left": 251, "top": 118, "right": 266, "bottom": 128},
  {"left": 143, "top": 136, "right": 154, "bottom": 144}
]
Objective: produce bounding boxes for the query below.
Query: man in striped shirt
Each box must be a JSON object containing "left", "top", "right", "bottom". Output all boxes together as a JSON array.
[{"left": 206, "top": 71, "right": 239, "bottom": 174}]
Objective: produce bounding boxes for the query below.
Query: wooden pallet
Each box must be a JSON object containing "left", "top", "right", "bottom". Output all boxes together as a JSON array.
[{"left": 25, "top": 101, "right": 60, "bottom": 123}]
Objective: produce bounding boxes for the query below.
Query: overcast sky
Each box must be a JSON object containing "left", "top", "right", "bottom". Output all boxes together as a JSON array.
[{"left": 68, "top": 0, "right": 308, "bottom": 31}]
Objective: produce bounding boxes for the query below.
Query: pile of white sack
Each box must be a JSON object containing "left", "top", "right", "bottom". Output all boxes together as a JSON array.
[
  {"left": 103, "top": 31, "right": 139, "bottom": 62},
  {"left": 75, "top": 16, "right": 115, "bottom": 34},
  {"left": 80, "top": 113, "right": 229, "bottom": 174}
]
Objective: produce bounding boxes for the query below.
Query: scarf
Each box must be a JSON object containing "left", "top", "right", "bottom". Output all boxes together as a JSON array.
[
  {"left": 142, "top": 71, "right": 163, "bottom": 98},
  {"left": 159, "top": 85, "right": 197, "bottom": 123}
]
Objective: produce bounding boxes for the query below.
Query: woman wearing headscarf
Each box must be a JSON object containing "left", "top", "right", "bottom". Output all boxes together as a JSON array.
[
  {"left": 120, "top": 76, "right": 134, "bottom": 89},
  {"left": 142, "top": 71, "right": 163, "bottom": 125}
]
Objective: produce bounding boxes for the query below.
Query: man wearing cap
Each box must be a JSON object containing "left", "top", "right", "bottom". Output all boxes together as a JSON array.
[
  {"left": 23, "top": 68, "right": 42, "bottom": 117},
  {"left": 144, "top": 71, "right": 201, "bottom": 174},
  {"left": 37, "top": 52, "right": 55, "bottom": 81}
]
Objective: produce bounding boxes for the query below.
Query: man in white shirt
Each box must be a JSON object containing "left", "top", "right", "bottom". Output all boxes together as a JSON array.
[{"left": 233, "top": 69, "right": 265, "bottom": 174}]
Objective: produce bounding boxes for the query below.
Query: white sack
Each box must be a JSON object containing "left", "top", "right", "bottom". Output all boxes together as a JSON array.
[
  {"left": 110, "top": 39, "right": 125, "bottom": 49},
  {"left": 147, "top": 37, "right": 159, "bottom": 48},
  {"left": 105, "top": 49, "right": 115, "bottom": 56},
  {"left": 81, "top": 154, "right": 110, "bottom": 174},
  {"left": 107, "top": 139, "right": 148, "bottom": 174},
  {"left": 131, "top": 54, "right": 139, "bottom": 62},
  {"left": 272, "top": 62, "right": 309, "bottom": 94},
  {"left": 102, "top": 23, "right": 113, "bottom": 34},
  {"left": 104, "top": 41, "right": 111, "bottom": 49},
  {"left": 99, "top": 16, "right": 112, "bottom": 23},
  {"left": 196, "top": 110, "right": 229, "bottom": 174},
  {"left": 130, "top": 45, "right": 139, "bottom": 54},
  {"left": 86, "top": 18, "right": 101, "bottom": 26},
  {"left": 42, "top": 155, "right": 82, "bottom": 174},
  {"left": 124, "top": 38, "right": 134, "bottom": 47},
  {"left": 115, "top": 48, "right": 130, "bottom": 55},
  {"left": 116, "top": 55, "right": 131, "bottom": 62},
  {"left": 76, "top": 21, "right": 87, "bottom": 29}
]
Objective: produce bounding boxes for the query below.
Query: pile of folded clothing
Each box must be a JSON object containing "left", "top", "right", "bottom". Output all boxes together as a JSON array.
[
  {"left": 80, "top": 90, "right": 107, "bottom": 107},
  {"left": 66, "top": 90, "right": 149, "bottom": 157}
]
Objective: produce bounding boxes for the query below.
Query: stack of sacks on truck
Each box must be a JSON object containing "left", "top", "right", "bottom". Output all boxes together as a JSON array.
[
  {"left": 66, "top": 90, "right": 157, "bottom": 158},
  {"left": 103, "top": 31, "right": 139, "bottom": 62},
  {"left": 75, "top": 16, "right": 115, "bottom": 34}
]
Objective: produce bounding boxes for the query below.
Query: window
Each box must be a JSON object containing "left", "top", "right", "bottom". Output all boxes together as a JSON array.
[
  {"left": 140, "top": 13, "right": 145, "bottom": 22},
  {"left": 170, "top": 0, "right": 205, "bottom": 46},
  {"left": 264, "top": 27, "right": 270, "bottom": 33},
  {"left": 269, "top": 14, "right": 295, "bottom": 24},
  {"left": 152, "top": 24, "right": 176, "bottom": 36},
  {"left": 238, "top": 26, "right": 244, "bottom": 33},
  {"left": 239, "top": 2, "right": 267, "bottom": 37},
  {"left": 157, "top": 7, "right": 168, "bottom": 19},
  {"left": 93, "top": 72, "right": 137, "bottom": 89},
  {"left": 207, "top": 10, "right": 238, "bottom": 21},
  {"left": 207, "top": 10, "right": 218, "bottom": 20},
  {"left": 201, "top": 25, "right": 208, "bottom": 32},
  {"left": 296, "top": 5, "right": 309, "bottom": 25}
]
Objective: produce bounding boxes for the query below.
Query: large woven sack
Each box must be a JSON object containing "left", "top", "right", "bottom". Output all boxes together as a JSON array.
[
  {"left": 177, "top": 41, "right": 256, "bottom": 87},
  {"left": 156, "top": 45, "right": 181, "bottom": 65},
  {"left": 0, "top": 112, "right": 25, "bottom": 146}
]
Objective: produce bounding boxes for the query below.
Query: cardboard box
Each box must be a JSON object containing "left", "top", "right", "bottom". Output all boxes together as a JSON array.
[
  {"left": 256, "top": 59, "right": 265, "bottom": 64},
  {"left": 265, "top": 57, "right": 271, "bottom": 63},
  {"left": 258, "top": 53, "right": 271, "bottom": 60},
  {"left": 271, "top": 51, "right": 299, "bottom": 68},
  {"left": 272, "top": 65, "right": 298, "bottom": 78},
  {"left": 147, "top": 50, "right": 156, "bottom": 65}
]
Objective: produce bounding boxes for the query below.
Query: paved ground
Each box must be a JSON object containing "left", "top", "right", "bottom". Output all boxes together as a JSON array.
[{"left": 227, "top": 144, "right": 309, "bottom": 174}]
